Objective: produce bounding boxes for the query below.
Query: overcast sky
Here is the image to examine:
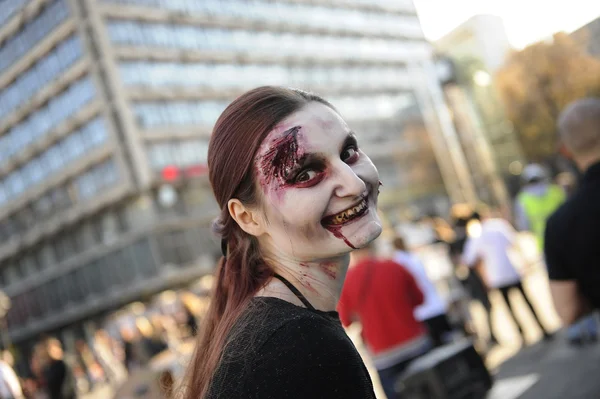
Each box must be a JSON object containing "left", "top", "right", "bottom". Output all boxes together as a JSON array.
[{"left": 413, "top": 0, "right": 600, "bottom": 49}]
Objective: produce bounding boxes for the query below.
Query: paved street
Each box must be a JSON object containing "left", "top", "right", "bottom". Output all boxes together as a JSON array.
[
  {"left": 349, "top": 262, "right": 567, "bottom": 399},
  {"left": 493, "top": 333, "right": 600, "bottom": 399}
]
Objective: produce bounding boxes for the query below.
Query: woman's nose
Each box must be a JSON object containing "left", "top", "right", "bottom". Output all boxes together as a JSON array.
[{"left": 332, "top": 161, "right": 367, "bottom": 198}]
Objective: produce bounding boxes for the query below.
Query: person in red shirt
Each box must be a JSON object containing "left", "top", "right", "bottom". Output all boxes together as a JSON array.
[{"left": 339, "top": 243, "right": 433, "bottom": 399}]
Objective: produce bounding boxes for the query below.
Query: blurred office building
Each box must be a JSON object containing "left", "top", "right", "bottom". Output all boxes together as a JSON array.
[
  {"left": 571, "top": 16, "right": 600, "bottom": 57},
  {"left": 0, "top": 0, "right": 472, "bottom": 360},
  {"left": 435, "top": 15, "right": 523, "bottom": 203}
]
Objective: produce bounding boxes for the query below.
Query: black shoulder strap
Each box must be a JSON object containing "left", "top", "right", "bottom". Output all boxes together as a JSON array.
[{"left": 273, "top": 273, "right": 315, "bottom": 310}]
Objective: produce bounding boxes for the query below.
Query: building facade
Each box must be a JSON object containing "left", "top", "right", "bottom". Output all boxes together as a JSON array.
[
  {"left": 434, "top": 15, "right": 524, "bottom": 203},
  {"left": 0, "top": 0, "right": 458, "bottom": 358},
  {"left": 572, "top": 17, "right": 600, "bottom": 58}
]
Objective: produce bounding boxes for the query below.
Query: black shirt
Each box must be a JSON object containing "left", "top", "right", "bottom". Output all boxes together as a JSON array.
[
  {"left": 206, "top": 297, "right": 376, "bottom": 399},
  {"left": 545, "top": 161, "right": 600, "bottom": 309}
]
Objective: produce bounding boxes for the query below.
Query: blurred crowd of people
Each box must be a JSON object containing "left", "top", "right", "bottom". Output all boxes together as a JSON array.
[
  {"left": 337, "top": 144, "right": 599, "bottom": 397},
  {"left": 0, "top": 293, "right": 201, "bottom": 398}
]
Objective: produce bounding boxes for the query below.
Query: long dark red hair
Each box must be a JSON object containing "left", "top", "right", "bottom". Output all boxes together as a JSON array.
[{"left": 178, "top": 87, "right": 333, "bottom": 398}]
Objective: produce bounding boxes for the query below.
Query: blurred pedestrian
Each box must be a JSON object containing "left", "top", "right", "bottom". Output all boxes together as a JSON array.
[
  {"left": 92, "top": 330, "right": 127, "bottom": 386},
  {"left": 546, "top": 98, "right": 600, "bottom": 341},
  {"left": 0, "top": 350, "right": 23, "bottom": 399},
  {"left": 392, "top": 235, "right": 454, "bottom": 347},
  {"left": 40, "top": 338, "right": 76, "bottom": 399},
  {"left": 449, "top": 206, "right": 494, "bottom": 341},
  {"left": 120, "top": 324, "right": 153, "bottom": 372},
  {"left": 463, "top": 209, "right": 554, "bottom": 344},
  {"left": 515, "top": 163, "right": 565, "bottom": 250},
  {"left": 339, "top": 243, "right": 432, "bottom": 399}
]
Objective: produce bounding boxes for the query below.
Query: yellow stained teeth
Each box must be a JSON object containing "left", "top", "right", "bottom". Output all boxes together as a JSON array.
[{"left": 330, "top": 200, "right": 367, "bottom": 225}]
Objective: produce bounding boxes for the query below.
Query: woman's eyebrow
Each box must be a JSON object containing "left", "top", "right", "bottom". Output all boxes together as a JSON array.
[{"left": 341, "top": 132, "right": 358, "bottom": 151}]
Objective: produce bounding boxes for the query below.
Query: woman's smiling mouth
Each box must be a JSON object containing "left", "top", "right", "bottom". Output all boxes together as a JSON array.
[{"left": 321, "top": 197, "right": 369, "bottom": 227}]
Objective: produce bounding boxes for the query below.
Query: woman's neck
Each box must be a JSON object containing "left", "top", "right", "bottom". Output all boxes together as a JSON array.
[{"left": 256, "top": 253, "right": 350, "bottom": 312}]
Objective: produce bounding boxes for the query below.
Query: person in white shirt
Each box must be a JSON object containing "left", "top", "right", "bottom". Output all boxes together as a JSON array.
[
  {"left": 463, "top": 211, "right": 554, "bottom": 344},
  {"left": 0, "top": 350, "right": 23, "bottom": 399},
  {"left": 393, "top": 236, "right": 454, "bottom": 347}
]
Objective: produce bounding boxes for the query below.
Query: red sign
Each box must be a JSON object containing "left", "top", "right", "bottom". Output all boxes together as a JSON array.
[{"left": 161, "top": 164, "right": 208, "bottom": 181}]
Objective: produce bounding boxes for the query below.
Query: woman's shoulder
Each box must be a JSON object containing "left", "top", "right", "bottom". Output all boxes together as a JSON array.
[
  {"left": 209, "top": 297, "right": 349, "bottom": 397},
  {"left": 238, "top": 297, "right": 338, "bottom": 341}
]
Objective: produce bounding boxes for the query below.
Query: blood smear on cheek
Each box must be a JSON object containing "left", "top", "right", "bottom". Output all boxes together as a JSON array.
[{"left": 324, "top": 224, "right": 356, "bottom": 249}]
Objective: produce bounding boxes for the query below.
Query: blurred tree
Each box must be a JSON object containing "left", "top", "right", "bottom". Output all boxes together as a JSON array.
[{"left": 496, "top": 32, "right": 600, "bottom": 161}]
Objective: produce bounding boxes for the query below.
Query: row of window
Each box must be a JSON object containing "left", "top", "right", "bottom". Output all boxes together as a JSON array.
[
  {"left": 0, "top": 0, "right": 29, "bottom": 26},
  {"left": 0, "top": 77, "right": 97, "bottom": 168},
  {"left": 101, "top": 0, "right": 421, "bottom": 37},
  {"left": 5, "top": 238, "right": 158, "bottom": 328},
  {"left": 334, "top": 0, "right": 415, "bottom": 11},
  {"left": 0, "top": 0, "right": 70, "bottom": 75},
  {"left": 0, "top": 183, "right": 218, "bottom": 295},
  {"left": 0, "top": 159, "right": 119, "bottom": 263},
  {"left": 0, "top": 117, "right": 108, "bottom": 207},
  {"left": 74, "top": 158, "right": 120, "bottom": 201},
  {"left": 106, "top": 21, "right": 430, "bottom": 62},
  {"left": 146, "top": 139, "right": 208, "bottom": 171},
  {"left": 330, "top": 94, "right": 416, "bottom": 121},
  {"left": 133, "top": 94, "right": 415, "bottom": 131},
  {"left": 134, "top": 100, "right": 228, "bottom": 128},
  {"left": 0, "top": 197, "right": 151, "bottom": 292},
  {"left": 4, "top": 223, "right": 218, "bottom": 329},
  {"left": 102, "top": 0, "right": 415, "bottom": 14},
  {"left": 0, "top": 35, "right": 82, "bottom": 122},
  {"left": 119, "top": 62, "right": 411, "bottom": 90}
]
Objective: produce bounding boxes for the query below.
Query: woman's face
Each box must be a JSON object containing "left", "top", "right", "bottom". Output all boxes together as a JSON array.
[{"left": 253, "top": 102, "right": 382, "bottom": 261}]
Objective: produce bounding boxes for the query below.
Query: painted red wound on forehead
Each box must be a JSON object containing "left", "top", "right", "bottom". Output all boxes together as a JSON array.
[
  {"left": 323, "top": 224, "right": 356, "bottom": 249},
  {"left": 259, "top": 126, "right": 302, "bottom": 187}
]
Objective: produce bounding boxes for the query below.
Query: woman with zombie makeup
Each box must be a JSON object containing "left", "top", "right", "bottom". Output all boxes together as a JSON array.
[{"left": 178, "top": 87, "right": 383, "bottom": 399}]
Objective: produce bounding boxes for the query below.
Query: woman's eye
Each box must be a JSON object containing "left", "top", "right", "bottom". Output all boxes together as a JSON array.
[
  {"left": 296, "top": 170, "right": 317, "bottom": 183},
  {"left": 341, "top": 147, "right": 359, "bottom": 163}
]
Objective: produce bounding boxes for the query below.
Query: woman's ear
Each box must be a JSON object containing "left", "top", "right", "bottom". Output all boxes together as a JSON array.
[{"left": 228, "top": 199, "right": 265, "bottom": 237}]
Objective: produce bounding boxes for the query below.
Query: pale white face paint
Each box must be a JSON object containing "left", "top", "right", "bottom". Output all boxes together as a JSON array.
[{"left": 254, "top": 102, "right": 382, "bottom": 266}]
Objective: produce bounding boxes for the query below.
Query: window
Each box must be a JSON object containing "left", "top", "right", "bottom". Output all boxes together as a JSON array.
[
  {"left": 26, "top": 289, "right": 43, "bottom": 319},
  {"left": 129, "top": 238, "right": 157, "bottom": 278},
  {"left": 156, "top": 230, "right": 194, "bottom": 267},
  {"left": 5, "top": 172, "right": 25, "bottom": 198},
  {"left": 86, "top": 260, "right": 105, "bottom": 295},
  {"left": 0, "top": 0, "right": 71, "bottom": 78},
  {"left": 33, "top": 194, "right": 54, "bottom": 220},
  {"left": 99, "top": 213, "right": 119, "bottom": 245},
  {"left": 5, "top": 263, "right": 19, "bottom": 284},
  {"left": 147, "top": 140, "right": 208, "bottom": 171},
  {"left": 73, "top": 266, "right": 90, "bottom": 301},
  {"left": 81, "top": 117, "right": 108, "bottom": 148},
  {"left": 0, "top": 0, "right": 29, "bottom": 26},
  {"left": 50, "top": 185, "right": 73, "bottom": 213},
  {"left": 53, "top": 233, "right": 75, "bottom": 262}
]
